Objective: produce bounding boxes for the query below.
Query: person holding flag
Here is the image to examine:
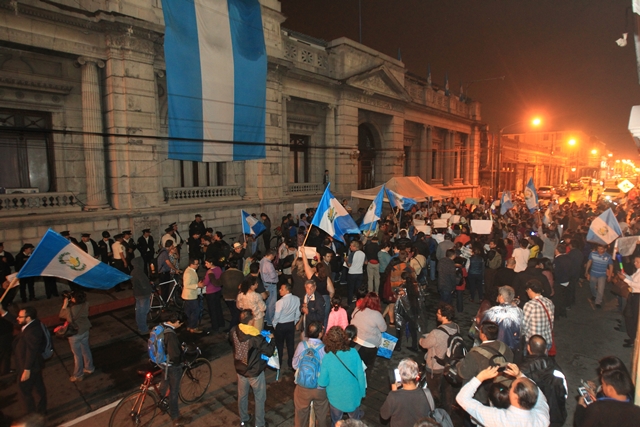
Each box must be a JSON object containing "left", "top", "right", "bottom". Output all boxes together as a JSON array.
[{"left": 524, "top": 178, "right": 539, "bottom": 212}]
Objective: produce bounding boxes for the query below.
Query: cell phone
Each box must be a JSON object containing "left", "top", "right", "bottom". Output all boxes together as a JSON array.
[
  {"left": 497, "top": 366, "right": 506, "bottom": 373},
  {"left": 578, "top": 387, "right": 594, "bottom": 405}
]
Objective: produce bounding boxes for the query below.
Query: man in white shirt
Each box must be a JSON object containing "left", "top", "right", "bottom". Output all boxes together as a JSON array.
[
  {"left": 182, "top": 258, "right": 204, "bottom": 334},
  {"left": 346, "top": 240, "right": 366, "bottom": 303},
  {"left": 513, "top": 239, "right": 531, "bottom": 273},
  {"left": 620, "top": 255, "right": 640, "bottom": 347},
  {"left": 272, "top": 283, "right": 300, "bottom": 370},
  {"left": 456, "top": 364, "right": 550, "bottom": 427}
]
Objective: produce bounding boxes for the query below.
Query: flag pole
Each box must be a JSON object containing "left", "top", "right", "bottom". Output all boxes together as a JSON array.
[
  {"left": 0, "top": 277, "right": 19, "bottom": 303},
  {"left": 301, "top": 224, "right": 313, "bottom": 249}
]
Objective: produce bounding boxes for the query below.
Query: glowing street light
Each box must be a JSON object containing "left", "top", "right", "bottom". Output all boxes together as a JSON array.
[
  {"left": 608, "top": 153, "right": 613, "bottom": 157},
  {"left": 532, "top": 117, "right": 542, "bottom": 126},
  {"left": 568, "top": 139, "right": 576, "bottom": 146},
  {"left": 591, "top": 149, "right": 598, "bottom": 155}
]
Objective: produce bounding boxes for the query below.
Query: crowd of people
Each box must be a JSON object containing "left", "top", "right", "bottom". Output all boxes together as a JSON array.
[{"left": 2, "top": 191, "right": 640, "bottom": 426}]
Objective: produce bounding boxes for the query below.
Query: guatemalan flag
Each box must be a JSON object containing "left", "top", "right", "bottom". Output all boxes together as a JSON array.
[
  {"left": 524, "top": 178, "right": 539, "bottom": 212},
  {"left": 311, "top": 184, "right": 360, "bottom": 243},
  {"left": 162, "top": 0, "right": 267, "bottom": 162},
  {"left": 385, "top": 188, "right": 417, "bottom": 211},
  {"left": 360, "top": 186, "right": 384, "bottom": 236},
  {"left": 587, "top": 208, "right": 622, "bottom": 245},
  {"left": 241, "top": 210, "right": 266, "bottom": 236},
  {"left": 16, "top": 229, "right": 131, "bottom": 289},
  {"left": 500, "top": 190, "right": 513, "bottom": 215}
]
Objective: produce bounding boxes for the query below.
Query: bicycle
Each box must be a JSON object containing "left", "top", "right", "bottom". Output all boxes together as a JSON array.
[
  {"left": 148, "top": 278, "right": 184, "bottom": 322},
  {"left": 109, "top": 344, "right": 212, "bottom": 427}
]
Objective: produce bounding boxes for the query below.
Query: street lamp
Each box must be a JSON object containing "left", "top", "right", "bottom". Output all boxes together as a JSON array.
[
  {"left": 591, "top": 149, "right": 598, "bottom": 155},
  {"left": 495, "top": 117, "right": 542, "bottom": 198}
]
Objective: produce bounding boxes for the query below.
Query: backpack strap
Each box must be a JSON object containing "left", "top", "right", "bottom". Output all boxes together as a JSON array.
[
  {"left": 335, "top": 353, "right": 357, "bottom": 380},
  {"left": 422, "top": 387, "right": 435, "bottom": 412},
  {"left": 472, "top": 342, "right": 507, "bottom": 362}
]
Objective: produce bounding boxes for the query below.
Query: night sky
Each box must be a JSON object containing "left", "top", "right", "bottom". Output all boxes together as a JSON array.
[{"left": 280, "top": 0, "right": 640, "bottom": 158}]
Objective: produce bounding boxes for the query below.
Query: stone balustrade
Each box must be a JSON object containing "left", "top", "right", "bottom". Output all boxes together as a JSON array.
[
  {"left": 0, "top": 192, "right": 78, "bottom": 215},
  {"left": 164, "top": 186, "right": 243, "bottom": 204},
  {"left": 287, "top": 182, "right": 324, "bottom": 195}
]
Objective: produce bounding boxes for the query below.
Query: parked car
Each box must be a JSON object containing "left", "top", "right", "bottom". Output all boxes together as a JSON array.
[
  {"left": 567, "top": 180, "right": 583, "bottom": 191},
  {"left": 537, "top": 186, "right": 556, "bottom": 199},
  {"left": 599, "top": 187, "right": 623, "bottom": 203},
  {"left": 555, "top": 185, "right": 568, "bottom": 197}
]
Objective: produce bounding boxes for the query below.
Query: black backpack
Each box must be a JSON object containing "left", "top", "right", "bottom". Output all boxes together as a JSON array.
[
  {"left": 435, "top": 326, "right": 467, "bottom": 385},
  {"left": 526, "top": 359, "right": 568, "bottom": 425}
]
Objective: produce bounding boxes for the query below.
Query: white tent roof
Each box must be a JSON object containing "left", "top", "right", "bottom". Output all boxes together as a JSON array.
[{"left": 350, "top": 176, "right": 453, "bottom": 202}]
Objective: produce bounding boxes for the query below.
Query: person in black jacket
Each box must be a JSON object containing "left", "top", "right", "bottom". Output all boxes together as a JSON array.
[
  {"left": 11, "top": 306, "right": 47, "bottom": 415},
  {"left": 302, "top": 280, "right": 326, "bottom": 333},
  {"left": 158, "top": 313, "right": 191, "bottom": 427},
  {"left": 15, "top": 244, "right": 35, "bottom": 303},
  {"left": 552, "top": 243, "right": 572, "bottom": 318},
  {"left": 230, "top": 309, "right": 275, "bottom": 427},
  {"left": 512, "top": 258, "right": 552, "bottom": 306},
  {"left": 136, "top": 229, "right": 155, "bottom": 272},
  {"left": 188, "top": 214, "right": 206, "bottom": 239}
]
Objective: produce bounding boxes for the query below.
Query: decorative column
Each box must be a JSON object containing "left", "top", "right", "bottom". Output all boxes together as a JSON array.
[
  {"left": 419, "top": 125, "right": 427, "bottom": 181},
  {"left": 425, "top": 126, "right": 433, "bottom": 183},
  {"left": 281, "top": 95, "right": 290, "bottom": 192},
  {"left": 463, "top": 133, "right": 471, "bottom": 185},
  {"left": 443, "top": 130, "right": 452, "bottom": 186},
  {"left": 325, "top": 104, "right": 336, "bottom": 185},
  {"left": 78, "top": 57, "right": 109, "bottom": 209}
]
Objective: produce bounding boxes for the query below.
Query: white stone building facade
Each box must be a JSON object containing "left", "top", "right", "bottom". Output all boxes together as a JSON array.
[{"left": 0, "top": 0, "right": 482, "bottom": 252}]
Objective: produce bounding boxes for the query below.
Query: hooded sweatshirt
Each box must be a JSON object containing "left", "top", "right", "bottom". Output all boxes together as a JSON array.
[{"left": 229, "top": 323, "right": 275, "bottom": 378}]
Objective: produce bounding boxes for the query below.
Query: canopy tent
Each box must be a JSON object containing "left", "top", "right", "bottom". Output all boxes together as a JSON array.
[{"left": 350, "top": 176, "right": 453, "bottom": 203}]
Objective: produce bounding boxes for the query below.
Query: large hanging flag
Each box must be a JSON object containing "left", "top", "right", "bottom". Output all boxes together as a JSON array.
[
  {"left": 241, "top": 210, "right": 266, "bottom": 236},
  {"left": 500, "top": 190, "right": 513, "bottom": 215},
  {"left": 162, "top": 0, "right": 267, "bottom": 162},
  {"left": 587, "top": 208, "right": 622, "bottom": 245},
  {"left": 16, "top": 229, "right": 131, "bottom": 289},
  {"left": 360, "top": 185, "right": 385, "bottom": 235},
  {"left": 524, "top": 178, "right": 539, "bottom": 212},
  {"left": 311, "top": 184, "right": 360, "bottom": 243},
  {"left": 385, "top": 188, "right": 417, "bottom": 211}
]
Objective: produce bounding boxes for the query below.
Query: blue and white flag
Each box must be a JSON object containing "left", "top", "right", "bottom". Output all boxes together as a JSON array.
[
  {"left": 360, "top": 186, "right": 384, "bottom": 235},
  {"left": 524, "top": 178, "right": 539, "bottom": 212},
  {"left": 311, "top": 184, "right": 360, "bottom": 243},
  {"left": 500, "top": 190, "right": 514, "bottom": 215},
  {"left": 385, "top": 188, "right": 417, "bottom": 211},
  {"left": 16, "top": 229, "right": 130, "bottom": 289},
  {"left": 162, "top": 0, "right": 267, "bottom": 162},
  {"left": 587, "top": 208, "right": 622, "bottom": 245},
  {"left": 241, "top": 210, "right": 266, "bottom": 236}
]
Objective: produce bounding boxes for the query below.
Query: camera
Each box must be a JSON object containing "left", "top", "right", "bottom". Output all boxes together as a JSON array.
[{"left": 62, "top": 290, "right": 75, "bottom": 300}]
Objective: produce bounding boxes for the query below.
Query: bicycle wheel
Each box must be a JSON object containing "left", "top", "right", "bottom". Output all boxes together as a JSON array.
[
  {"left": 147, "top": 293, "right": 162, "bottom": 322},
  {"left": 179, "top": 358, "right": 212, "bottom": 403},
  {"left": 172, "top": 285, "right": 184, "bottom": 309},
  {"left": 109, "top": 390, "right": 158, "bottom": 427}
]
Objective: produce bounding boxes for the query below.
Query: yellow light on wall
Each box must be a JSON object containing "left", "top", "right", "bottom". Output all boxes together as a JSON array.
[
  {"left": 591, "top": 149, "right": 597, "bottom": 155},
  {"left": 568, "top": 139, "right": 576, "bottom": 146}
]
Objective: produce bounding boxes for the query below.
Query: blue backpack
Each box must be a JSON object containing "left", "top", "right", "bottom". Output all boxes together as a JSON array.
[
  {"left": 148, "top": 324, "right": 174, "bottom": 366},
  {"left": 294, "top": 341, "right": 323, "bottom": 389}
]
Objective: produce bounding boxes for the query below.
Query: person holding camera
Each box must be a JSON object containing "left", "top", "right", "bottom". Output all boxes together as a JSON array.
[
  {"left": 59, "top": 290, "right": 94, "bottom": 382},
  {"left": 380, "top": 358, "right": 434, "bottom": 427}
]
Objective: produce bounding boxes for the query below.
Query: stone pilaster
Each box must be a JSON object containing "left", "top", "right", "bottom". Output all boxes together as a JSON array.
[
  {"left": 425, "top": 126, "right": 433, "bottom": 183},
  {"left": 78, "top": 56, "right": 109, "bottom": 210},
  {"left": 325, "top": 104, "right": 336, "bottom": 184},
  {"left": 419, "top": 125, "right": 427, "bottom": 181},
  {"left": 281, "top": 95, "right": 290, "bottom": 192},
  {"left": 463, "top": 133, "right": 471, "bottom": 185}
]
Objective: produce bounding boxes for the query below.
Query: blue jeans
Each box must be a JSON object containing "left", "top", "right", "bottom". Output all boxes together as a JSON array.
[
  {"left": 589, "top": 275, "right": 607, "bottom": 305},
  {"left": 347, "top": 273, "right": 363, "bottom": 303},
  {"left": 135, "top": 295, "right": 151, "bottom": 333},
  {"left": 159, "top": 365, "right": 182, "bottom": 420},
  {"left": 439, "top": 287, "right": 454, "bottom": 304},
  {"left": 237, "top": 371, "right": 266, "bottom": 426},
  {"left": 264, "top": 283, "right": 277, "bottom": 326},
  {"left": 429, "top": 258, "right": 437, "bottom": 281},
  {"left": 329, "top": 403, "right": 363, "bottom": 426},
  {"left": 183, "top": 299, "right": 200, "bottom": 329},
  {"left": 68, "top": 330, "right": 94, "bottom": 378},
  {"left": 467, "top": 274, "right": 484, "bottom": 301}
]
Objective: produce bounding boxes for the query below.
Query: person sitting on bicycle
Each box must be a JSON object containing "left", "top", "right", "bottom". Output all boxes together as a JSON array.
[{"left": 158, "top": 312, "right": 191, "bottom": 427}]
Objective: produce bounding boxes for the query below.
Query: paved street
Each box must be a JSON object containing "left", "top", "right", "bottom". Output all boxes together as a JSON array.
[{"left": 0, "top": 268, "right": 634, "bottom": 427}]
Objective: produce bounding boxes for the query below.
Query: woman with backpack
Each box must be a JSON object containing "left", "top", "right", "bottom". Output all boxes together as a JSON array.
[{"left": 318, "top": 326, "right": 366, "bottom": 425}]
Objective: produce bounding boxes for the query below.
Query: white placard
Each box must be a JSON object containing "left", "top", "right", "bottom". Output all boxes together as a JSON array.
[
  {"left": 433, "top": 219, "right": 449, "bottom": 229},
  {"left": 413, "top": 218, "right": 426, "bottom": 226},
  {"left": 415, "top": 225, "right": 431, "bottom": 235},
  {"left": 440, "top": 213, "right": 452, "bottom": 220},
  {"left": 450, "top": 215, "right": 461, "bottom": 224},
  {"left": 471, "top": 220, "right": 493, "bottom": 235},
  {"left": 298, "top": 246, "right": 317, "bottom": 259},
  {"left": 433, "top": 233, "right": 445, "bottom": 243}
]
